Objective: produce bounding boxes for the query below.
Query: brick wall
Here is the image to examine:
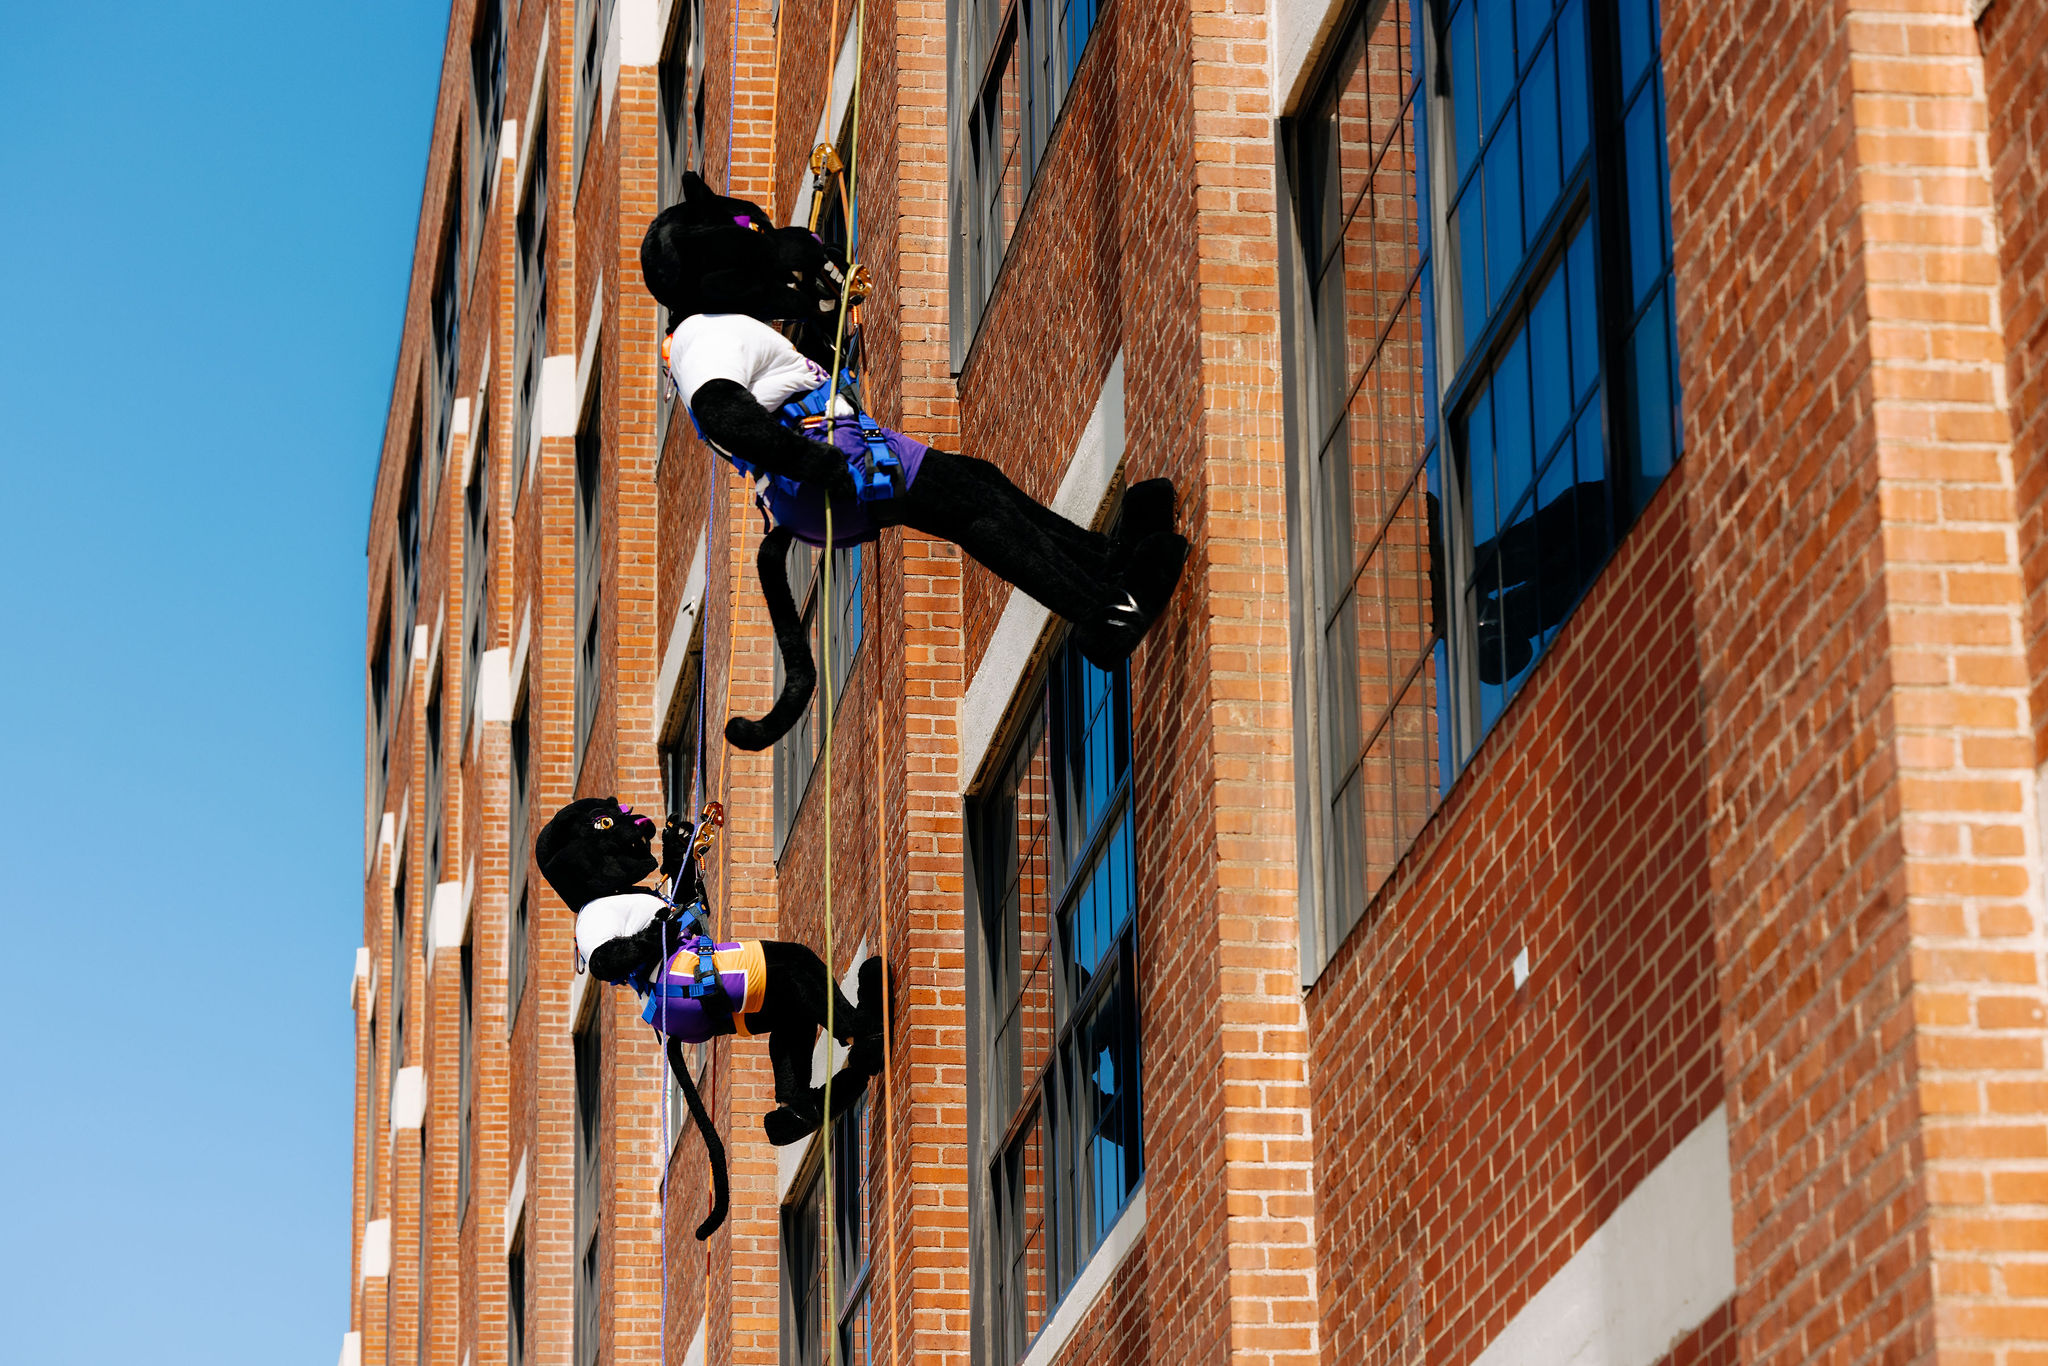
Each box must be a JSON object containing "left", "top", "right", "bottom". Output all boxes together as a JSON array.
[{"left": 348, "top": 2, "right": 2048, "bottom": 1366}]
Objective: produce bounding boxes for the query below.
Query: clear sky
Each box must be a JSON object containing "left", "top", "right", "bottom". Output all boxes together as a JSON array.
[{"left": 0, "top": 4, "right": 448, "bottom": 1360}]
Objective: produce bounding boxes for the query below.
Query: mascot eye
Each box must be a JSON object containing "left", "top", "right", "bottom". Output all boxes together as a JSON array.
[{"left": 594, "top": 816, "right": 614, "bottom": 831}]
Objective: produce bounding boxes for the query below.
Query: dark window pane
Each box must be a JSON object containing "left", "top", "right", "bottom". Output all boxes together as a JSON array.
[
  {"left": 1530, "top": 265, "right": 1571, "bottom": 457},
  {"left": 1617, "top": 0, "right": 1655, "bottom": 88},
  {"left": 1467, "top": 380, "right": 1498, "bottom": 543},
  {"left": 1483, "top": 113, "right": 1522, "bottom": 310},
  {"left": 1451, "top": 192, "right": 1486, "bottom": 363},
  {"left": 1514, "top": 0, "right": 1549, "bottom": 70},
  {"left": 1557, "top": 0, "right": 1589, "bottom": 171},
  {"left": 1629, "top": 285, "right": 1675, "bottom": 492},
  {"left": 1623, "top": 89, "right": 1667, "bottom": 307},
  {"left": 1566, "top": 223, "right": 1599, "bottom": 402},
  {"left": 1449, "top": 0, "right": 1479, "bottom": 181},
  {"left": 1520, "top": 41, "right": 1561, "bottom": 234},
  {"left": 1493, "top": 332, "right": 1534, "bottom": 523},
  {"left": 1477, "top": 0, "right": 1515, "bottom": 132}
]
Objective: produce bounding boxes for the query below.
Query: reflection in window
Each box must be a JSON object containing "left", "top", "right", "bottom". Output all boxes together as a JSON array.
[
  {"left": 972, "top": 636, "right": 1143, "bottom": 1365},
  {"left": 1287, "top": 0, "right": 1678, "bottom": 964}
]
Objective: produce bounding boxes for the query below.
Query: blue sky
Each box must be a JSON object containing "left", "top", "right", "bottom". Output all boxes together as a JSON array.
[{"left": 0, "top": 4, "right": 447, "bottom": 1360}]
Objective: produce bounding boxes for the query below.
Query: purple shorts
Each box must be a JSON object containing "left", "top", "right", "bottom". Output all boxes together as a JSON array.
[{"left": 766, "top": 416, "right": 928, "bottom": 548}]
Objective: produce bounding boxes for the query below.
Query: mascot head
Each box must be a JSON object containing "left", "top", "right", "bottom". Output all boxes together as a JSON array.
[
  {"left": 536, "top": 796, "right": 660, "bottom": 912},
  {"left": 641, "top": 171, "right": 844, "bottom": 330}
]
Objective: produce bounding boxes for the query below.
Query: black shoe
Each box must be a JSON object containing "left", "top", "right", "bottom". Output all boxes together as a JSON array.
[
  {"left": 1112, "top": 479, "right": 1177, "bottom": 570},
  {"left": 764, "top": 1097, "right": 823, "bottom": 1146}
]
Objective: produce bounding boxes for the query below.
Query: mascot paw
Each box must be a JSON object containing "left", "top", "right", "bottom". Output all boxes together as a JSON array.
[
  {"left": 1113, "top": 479, "right": 1177, "bottom": 565},
  {"left": 848, "top": 1033, "right": 884, "bottom": 1079},
  {"left": 1070, "top": 532, "right": 1190, "bottom": 670},
  {"left": 764, "top": 1101, "right": 823, "bottom": 1147}
]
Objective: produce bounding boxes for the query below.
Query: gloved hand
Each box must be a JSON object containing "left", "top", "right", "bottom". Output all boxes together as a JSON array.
[
  {"left": 661, "top": 811, "right": 690, "bottom": 880},
  {"left": 798, "top": 437, "right": 859, "bottom": 507}
]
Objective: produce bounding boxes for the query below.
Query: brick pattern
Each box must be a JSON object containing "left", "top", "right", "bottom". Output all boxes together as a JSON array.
[{"left": 350, "top": 3, "right": 2048, "bottom": 1366}]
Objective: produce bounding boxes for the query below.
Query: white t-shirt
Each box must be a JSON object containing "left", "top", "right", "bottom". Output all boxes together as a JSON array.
[
  {"left": 574, "top": 890, "right": 669, "bottom": 970},
  {"left": 667, "top": 313, "right": 829, "bottom": 411}
]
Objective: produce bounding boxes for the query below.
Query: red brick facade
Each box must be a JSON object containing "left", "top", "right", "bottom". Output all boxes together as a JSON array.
[{"left": 347, "top": 3, "right": 2048, "bottom": 1366}]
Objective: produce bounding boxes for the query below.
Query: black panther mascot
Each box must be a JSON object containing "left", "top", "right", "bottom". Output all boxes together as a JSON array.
[
  {"left": 643, "top": 172, "right": 1189, "bottom": 750},
  {"left": 535, "top": 795, "right": 885, "bottom": 1239}
]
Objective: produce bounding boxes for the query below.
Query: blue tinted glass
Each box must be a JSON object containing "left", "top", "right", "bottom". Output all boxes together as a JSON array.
[
  {"left": 1420, "top": 263, "right": 1440, "bottom": 446},
  {"left": 1567, "top": 225, "right": 1598, "bottom": 401},
  {"left": 1667, "top": 280, "right": 1683, "bottom": 455},
  {"left": 1450, "top": 2, "right": 1479, "bottom": 180},
  {"left": 1468, "top": 384, "right": 1497, "bottom": 542},
  {"left": 1067, "top": 0, "right": 1097, "bottom": 79},
  {"left": 1494, "top": 332, "right": 1534, "bottom": 519},
  {"left": 1477, "top": 0, "right": 1515, "bottom": 132},
  {"left": 1537, "top": 430, "right": 1574, "bottom": 514},
  {"left": 1624, "top": 91, "right": 1668, "bottom": 307},
  {"left": 1618, "top": 0, "right": 1654, "bottom": 88},
  {"left": 1530, "top": 267, "right": 1570, "bottom": 456},
  {"left": 1483, "top": 114, "right": 1522, "bottom": 310},
  {"left": 1556, "top": 0, "right": 1589, "bottom": 173},
  {"left": 1476, "top": 562, "right": 1505, "bottom": 730},
  {"left": 1515, "top": 0, "right": 1548, "bottom": 70},
  {"left": 1520, "top": 41, "right": 1561, "bottom": 233},
  {"left": 1434, "top": 636, "right": 1455, "bottom": 782},
  {"left": 1106, "top": 819, "right": 1131, "bottom": 940},
  {"left": 1574, "top": 398, "right": 1605, "bottom": 489},
  {"left": 1452, "top": 196, "right": 1487, "bottom": 360},
  {"left": 1631, "top": 286, "right": 1674, "bottom": 489}
]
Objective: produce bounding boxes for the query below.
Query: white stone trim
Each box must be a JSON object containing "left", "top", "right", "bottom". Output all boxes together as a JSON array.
[
  {"left": 478, "top": 646, "right": 513, "bottom": 724},
  {"left": 339, "top": 1330, "right": 362, "bottom": 1366},
  {"left": 1470, "top": 1107, "right": 1736, "bottom": 1366},
  {"left": 785, "top": 24, "right": 861, "bottom": 227},
  {"left": 622, "top": 0, "right": 661, "bottom": 63},
  {"left": 427, "top": 880, "right": 465, "bottom": 975},
  {"left": 1273, "top": 0, "right": 1354, "bottom": 116},
  {"left": 681, "top": 1315, "right": 707, "bottom": 1366},
  {"left": 360, "top": 1219, "right": 392, "bottom": 1280},
  {"left": 511, "top": 603, "right": 534, "bottom": 702},
  {"left": 958, "top": 354, "right": 1125, "bottom": 793},
  {"left": 540, "top": 354, "right": 577, "bottom": 438},
  {"left": 778, "top": 1129, "right": 816, "bottom": 1203},
  {"left": 353, "top": 947, "right": 370, "bottom": 1007},
  {"left": 576, "top": 291, "right": 606, "bottom": 417},
  {"left": 504, "top": 1153, "right": 529, "bottom": 1257},
  {"left": 570, "top": 964, "right": 595, "bottom": 1032},
  {"left": 1017, "top": 1184, "right": 1147, "bottom": 1366},
  {"left": 391, "top": 1066, "right": 427, "bottom": 1131},
  {"left": 654, "top": 530, "right": 711, "bottom": 739}
]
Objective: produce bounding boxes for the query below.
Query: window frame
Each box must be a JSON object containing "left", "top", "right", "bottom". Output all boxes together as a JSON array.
[
  {"left": 574, "top": 361, "right": 605, "bottom": 771},
  {"left": 462, "top": 411, "right": 493, "bottom": 744},
  {"left": 469, "top": 0, "right": 508, "bottom": 285},
  {"left": 429, "top": 189, "right": 464, "bottom": 528},
  {"left": 1279, "top": 0, "right": 1681, "bottom": 974},
  {"left": 573, "top": 0, "right": 617, "bottom": 194},
  {"left": 572, "top": 1011, "right": 604, "bottom": 1366},
  {"left": 779, "top": 1093, "right": 876, "bottom": 1366},
  {"left": 425, "top": 672, "right": 445, "bottom": 894},
  {"left": 508, "top": 684, "right": 533, "bottom": 1026},
  {"left": 513, "top": 108, "right": 551, "bottom": 502},
  {"left": 773, "top": 539, "right": 865, "bottom": 851},
  {"left": 507, "top": 1218, "right": 529, "bottom": 1366},
  {"left": 654, "top": 0, "right": 708, "bottom": 453},
  {"left": 948, "top": 0, "right": 1104, "bottom": 361},
  {"left": 966, "top": 635, "right": 1145, "bottom": 1366}
]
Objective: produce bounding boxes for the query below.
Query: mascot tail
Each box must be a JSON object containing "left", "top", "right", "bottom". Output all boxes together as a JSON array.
[
  {"left": 725, "top": 523, "right": 816, "bottom": 750},
  {"left": 666, "top": 1037, "right": 731, "bottom": 1241}
]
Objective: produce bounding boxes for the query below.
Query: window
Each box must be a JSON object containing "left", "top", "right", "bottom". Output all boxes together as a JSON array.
[
  {"left": 458, "top": 941, "right": 475, "bottom": 1221},
  {"left": 970, "top": 638, "right": 1143, "bottom": 1364},
  {"left": 781, "top": 1155, "right": 825, "bottom": 1366},
  {"left": 950, "top": 0, "right": 1101, "bottom": 347},
  {"left": 574, "top": 0, "right": 617, "bottom": 190},
  {"left": 655, "top": 0, "right": 708, "bottom": 448},
  {"left": 509, "top": 690, "right": 532, "bottom": 1024},
  {"left": 514, "top": 113, "right": 550, "bottom": 497},
  {"left": 371, "top": 590, "right": 393, "bottom": 817},
  {"left": 426, "top": 678, "right": 445, "bottom": 893},
  {"left": 1283, "top": 0, "right": 1678, "bottom": 968},
  {"left": 507, "top": 1223, "right": 528, "bottom": 1366},
  {"left": 660, "top": 631, "right": 706, "bottom": 824},
  {"left": 397, "top": 426, "right": 424, "bottom": 650},
  {"left": 573, "top": 1014, "right": 604, "bottom": 1366},
  {"left": 469, "top": 0, "right": 507, "bottom": 280},
  {"left": 463, "top": 420, "right": 493, "bottom": 742},
  {"left": 430, "top": 196, "right": 464, "bottom": 522},
  {"left": 367, "top": 1011, "right": 381, "bottom": 1217},
  {"left": 575, "top": 373, "right": 605, "bottom": 768},
  {"left": 393, "top": 860, "right": 410, "bottom": 1079},
  {"left": 781, "top": 1096, "right": 877, "bottom": 1366},
  {"left": 774, "top": 540, "right": 864, "bottom": 845}
]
